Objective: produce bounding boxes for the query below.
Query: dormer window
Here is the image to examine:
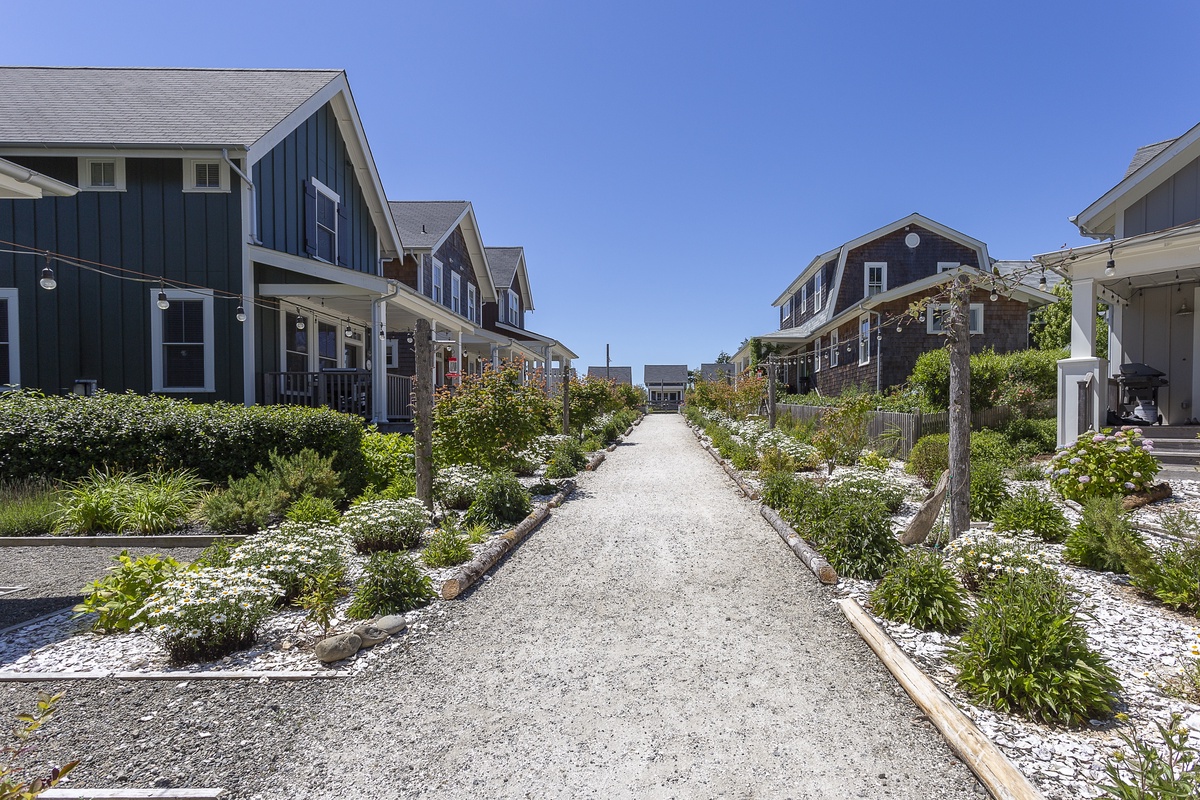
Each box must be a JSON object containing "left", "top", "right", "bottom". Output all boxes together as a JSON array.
[
  {"left": 78, "top": 157, "right": 126, "bottom": 191},
  {"left": 507, "top": 289, "right": 520, "bottom": 325},
  {"left": 183, "top": 159, "right": 229, "bottom": 193},
  {"left": 432, "top": 259, "right": 444, "bottom": 304}
]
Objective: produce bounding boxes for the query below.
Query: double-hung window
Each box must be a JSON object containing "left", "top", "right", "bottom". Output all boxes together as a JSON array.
[
  {"left": 830, "top": 329, "right": 839, "bottom": 367},
  {"left": 317, "top": 320, "right": 338, "bottom": 371},
  {"left": 927, "top": 303, "right": 984, "bottom": 335},
  {"left": 865, "top": 262, "right": 886, "bottom": 297},
  {"left": 451, "top": 273, "right": 462, "bottom": 315},
  {"left": 305, "top": 178, "right": 339, "bottom": 264},
  {"left": 151, "top": 289, "right": 214, "bottom": 392},
  {"left": 814, "top": 336, "right": 822, "bottom": 372},
  {"left": 813, "top": 272, "right": 824, "bottom": 312},
  {"left": 0, "top": 289, "right": 18, "bottom": 387},
  {"left": 507, "top": 289, "right": 520, "bottom": 326},
  {"left": 467, "top": 283, "right": 477, "bottom": 324},
  {"left": 432, "top": 260, "right": 444, "bottom": 305},
  {"left": 859, "top": 315, "right": 871, "bottom": 366},
  {"left": 782, "top": 297, "right": 792, "bottom": 326},
  {"left": 800, "top": 283, "right": 808, "bottom": 314}
]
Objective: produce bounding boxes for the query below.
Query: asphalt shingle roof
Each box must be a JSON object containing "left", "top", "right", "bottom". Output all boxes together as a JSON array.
[
  {"left": 585, "top": 366, "right": 632, "bottom": 385},
  {"left": 484, "top": 247, "right": 523, "bottom": 290},
  {"left": 644, "top": 365, "right": 688, "bottom": 385},
  {"left": 0, "top": 67, "right": 341, "bottom": 147},
  {"left": 387, "top": 201, "right": 469, "bottom": 249},
  {"left": 994, "top": 260, "right": 1062, "bottom": 291},
  {"left": 1124, "top": 138, "right": 1177, "bottom": 179},
  {"left": 700, "top": 363, "right": 735, "bottom": 382}
]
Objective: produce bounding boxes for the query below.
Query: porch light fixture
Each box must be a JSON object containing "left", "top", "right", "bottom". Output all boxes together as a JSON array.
[
  {"left": 1178, "top": 301, "right": 1193, "bottom": 316},
  {"left": 157, "top": 282, "right": 170, "bottom": 310},
  {"left": 1105, "top": 244, "right": 1115, "bottom": 277}
]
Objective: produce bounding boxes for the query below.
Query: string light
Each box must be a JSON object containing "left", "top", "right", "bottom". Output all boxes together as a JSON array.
[
  {"left": 1038, "top": 269, "right": 1047, "bottom": 291},
  {"left": 39, "top": 253, "right": 56, "bottom": 291},
  {"left": 1105, "top": 244, "right": 1116, "bottom": 277},
  {"left": 295, "top": 307, "right": 305, "bottom": 330},
  {"left": 156, "top": 281, "right": 170, "bottom": 310},
  {"left": 344, "top": 319, "right": 354, "bottom": 338},
  {"left": 235, "top": 296, "right": 246, "bottom": 323}
]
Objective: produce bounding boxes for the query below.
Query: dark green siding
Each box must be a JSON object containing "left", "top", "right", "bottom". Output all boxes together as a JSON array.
[
  {"left": 253, "top": 103, "right": 378, "bottom": 273},
  {"left": 0, "top": 155, "right": 244, "bottom": 400}
]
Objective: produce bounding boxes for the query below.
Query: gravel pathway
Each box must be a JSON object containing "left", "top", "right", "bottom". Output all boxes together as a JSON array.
[{"left": 2, "top": 416, "right": 983, "bottom": 798}]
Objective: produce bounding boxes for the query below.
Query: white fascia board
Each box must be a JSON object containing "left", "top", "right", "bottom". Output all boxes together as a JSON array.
[
  {"left": 838, "top": 212, "right": 990, "bottom": 257},
  {"left": 448, "top": 204, "right": 499, "bottom": 302},
  {"left": 258, "top": 283, "right": 376, "bottom": 298},
  {"left": 1041, "top": 224, "right": 1200, "bottom": 284},
  {"left": 514, "top": 250, "right": 534, "bottom": 311},
  {"left": 250, "top": 245, "right": 389, "bottom": 291},
  {"left": 0, "top": 146, "right": 245, "bottom": 157},
  {"left": 772, "top": 247, "right": 840, "bottom": 307},
  {"left": 1075, "top": 121, "right": 1200, "bottom": 237}
]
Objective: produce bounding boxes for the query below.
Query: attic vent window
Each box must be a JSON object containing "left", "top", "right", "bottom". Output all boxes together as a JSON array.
[
  {"left": 195, "top": 162, "right": 220, "bottom": 188},
  {"left": 91, "top": 161, "right": 115, "bottom": 187},
  {"left": 78, "top": 157, "right": 126, "bottom": 191},
  {"left": 182, "top": 159, "right": 229, "bottom": 193}
]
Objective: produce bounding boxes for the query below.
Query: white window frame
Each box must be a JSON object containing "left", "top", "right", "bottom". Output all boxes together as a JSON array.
[
  {"left": 937, "top": 262, "right": 960, "bottom": 273},
  {"left": 858, "top": 315, "right": 871, "bottom": 366},
  {"left": 150, "top": 288, "right": 214, "bottom": 393},
  {"left": 782, "top": 297, "right": 792, "bottom": 325},
  {"left": 78, "top": 157, "right": 126, "bottom": 192},
  {"left": 432, "top": 259, "right": 444, "bottom": 305},
  {"left": 417, "top": 257, "right": 425, "bottom": 295},
  {"left": 830, "top": 328, "right": 839, "bottom": 367},
  {"left": 451, "top": 272, "right": 462, "bottom": 315},
  {"left": 0, "top": 288, "right": 19, "bottom": 387},
  {"left": 467, "top": 283, "right": 477, "bottom": 324},
  {"left": 814, "top": 272, "right": 823, "bottom": 312},
  {"left": 814, "top": 336, "right": 821, "bottom": 372},
  {"left": 864, "top": 262, "right": 887, "bottom": 297},
  {"left": 311, "top": 177, "right": 340, "bottom": 264},
  {"left": 927, "top": 303, "right": 984, "bottom": 335},
  {"left": 182, "top": 159, "right": 230, "bottom": 193},
  {"left": 507, "top": 289, "right": 519, "bottom": 325},
  {"left": 800, "top": 284, "right": 808, "bottom": 314}
]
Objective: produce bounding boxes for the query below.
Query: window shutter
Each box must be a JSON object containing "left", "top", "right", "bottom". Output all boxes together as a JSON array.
[
  {"left": 303, "top": 181, "right": 318, "bottom": 256},
  {"left": 337, "top": 200, "right": 350, "bottom": 267}
]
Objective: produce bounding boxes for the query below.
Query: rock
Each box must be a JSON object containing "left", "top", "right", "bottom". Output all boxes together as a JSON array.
[
  {"left": 353, "top": 625, "right": 389, "bottom": 647},
  {"left": 375, "top": 615, "right": 408, "bottom": 635},
  {"left": 900, "top": 469, "right": 950, "bottom": 545},
  {"left": 315, "top": 633, "right": 362, "bottom": 663}
]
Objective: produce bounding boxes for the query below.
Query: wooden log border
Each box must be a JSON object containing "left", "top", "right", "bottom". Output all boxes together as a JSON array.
[
  {"left": 760, "top": 506, "right": 838, "bottom": 584},
  {"left": 686, "top": 422, "right": 760, "bottom": 500},
  {"left": 585, "top": 452, "right": 606, "bottom": 471},
  {"left": 439, "top": 480, "right": 576, "bottom": 600},
  {"left": 837, "top": 598, "right": 1047, "bottom": 800}
]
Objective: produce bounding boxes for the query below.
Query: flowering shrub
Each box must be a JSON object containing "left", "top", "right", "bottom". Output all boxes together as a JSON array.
[
  {"left": 828, "top": 468, "right": 907, "bottom": 513},
  {"left": 341, "top": 498, "right": 431, "bottom": 553},
  {"left": 465, "top": 472, "right": 531, "bottom": 530},
  {"left": 1047, "top": 427, "right": 1160, "bottom": 502},
  {"left": 699, "top": 409, "right": 821, "bottom": 468},
  {"left": 229, "top": 522, "right": 346, "bottom": 601},
  {"left": 943, "top": 530, "right": 1052, "bottom": 591},
  {"left": 139, "top": 567, "right": 282, "bottom": 664},
  {"left": 434, "top": 465, "right": 489, "bottom": 510}
]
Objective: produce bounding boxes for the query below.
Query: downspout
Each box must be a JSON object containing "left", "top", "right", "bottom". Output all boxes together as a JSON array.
[
  {"left": 222, "top": 149, "right": 261, "bottom": 245},
  {"left": 370, "top": 281, "right": 399, "bottom": 424}
]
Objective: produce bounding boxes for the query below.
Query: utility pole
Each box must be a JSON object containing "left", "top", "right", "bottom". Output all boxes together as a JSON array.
[{"left": 414, "top": 317, "right": 434, "bottom": 512}]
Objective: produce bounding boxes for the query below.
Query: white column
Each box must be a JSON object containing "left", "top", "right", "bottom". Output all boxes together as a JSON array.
[
  {"left": 1071, "top": 278, "right": 1097, "bottom": 358},
  {"left": 1192, "top": 286, "right": 1200, "bottom": 423},
  {"left": 1108, "top": 300, "right": 1124, "bottom": 367},
  {"left": 456, "top": 331, "right": 463, "bottom": 386},
  {"left": 371, "top": 299, "right": 388, "bottom": 423}
]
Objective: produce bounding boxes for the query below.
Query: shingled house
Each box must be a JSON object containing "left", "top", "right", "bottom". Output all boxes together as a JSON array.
[
  {"left": 585, "top": 365, "right": 633, "bottom": 385},
  {"left": 644, "top": 364, "right": 687, "bottom": 408}
]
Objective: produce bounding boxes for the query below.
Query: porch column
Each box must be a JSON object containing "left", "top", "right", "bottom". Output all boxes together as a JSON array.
[
  {"left": 456, "top": 331, "right": 463, "bottom": 386},
  {"left": 1193, "top": 286, "right": 1200, "bottom": 424},
  {"left": 1108, "top": 301, "right": 1124, "bottom": 369},
  {"left": 1071, "top": 278, "right": 1097, "bottom": 358},
  {"left": 371, "top": 298, "right": 388, "bottom": 424}
]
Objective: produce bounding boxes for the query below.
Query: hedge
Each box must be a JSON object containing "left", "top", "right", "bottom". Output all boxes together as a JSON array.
[{"left": 0, "top": 391, "right": 367, "bottom": 493}]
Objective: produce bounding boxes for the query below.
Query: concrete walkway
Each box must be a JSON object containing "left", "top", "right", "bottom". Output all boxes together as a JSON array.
[{"left": 275, "top": 414, "right": 983, "bottom": 799}]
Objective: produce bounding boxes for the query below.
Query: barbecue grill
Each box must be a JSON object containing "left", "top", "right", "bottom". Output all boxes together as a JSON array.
[{"left": 1115, "top": 363, "right": 1168, "bottom": 425}]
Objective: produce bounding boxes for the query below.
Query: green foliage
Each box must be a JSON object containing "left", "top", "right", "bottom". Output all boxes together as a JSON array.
[
  {"left": 1032, "top": 280, "right": 1108, "bottom": 359},
  {"left": 201, "top": 449, "right": 344, "bottom": 535},
  {"left": 812, "top": 393, "right": 873, "bottom": 466},
  {"left": 567, "top": 376, "right": 622, "bottom": 434},
  {"left": 229, "top": 522, "right": 346, "bottom": 601},
  {"left": 687, "top": 373, "right": 766, "bottom": 418},
  {"left": 969, "top": 459, "right": 1009, "bottom": 522},
  {"left": 943, "top": 531, "right": 1050, "bottom": 592},
  {"left": 970, "top": 429, "right": 1017, "bottom": 468},
  {"left": 1119, "top": 511, "right": 1200, "bottom": 613},
  {"left": 360, "top": 431, "right": 414, "bottom": 492},
  {"left": 829, "top": 468, "right": 906, "bottom": 513},
  {"left": 1100, "top": 713, "right": 1200, "bottom": 799},
  {"left": 55, "top": 468, "right": 206, "bottom": 535},
  {"left": 906, "top": 430, "right": 1022, "bottom": 487},
  {"left": 464, "top": 521, "right": 491, "bottom": 544},
  {"left": 993, "top": 486, "right": 1070, "bottom": 542},
  {"left": 299, "top": 566, "right": 347, "bottom": 636},
  {"left": 1004, "top": 416, "right": 1058, "bottom": 457},
  {"left": 762, "top": 472, "right": 798, "bottom": 511},
  {"left": 192, "top": 537, "right": 240, "bottom": 569},
  {"left": 1, "top": 691, "right": 78, "bottom": 800},
  {"left": 1065, "top": 496, "right": 1143, "bottom": 573},
  {"left": 433, "top": 465, "right": 488, "bottom": 510},
  {"left": 340, "top": 498, "right": 430, "bottom": 553},
  {"left": 433, "top": 361, "right": 555, "bottom": 470},
  {"left": 857, "top": 450, "right": 891, "bottom": 472},
  {"left": 1049, "top": 428, "right": 1160, "bottom": 502},
  {"left": 779, "top": 385, "right": 928, "bottom": 413},
  {"left": 870, "top": 549, "right": 969, "bottom": 633},
  {"left": 346, "top": 551, "right": 435, "bottom": 620},
  {"left": 1011, "top": 461, "right": 1048, "bottom": 482},
  {"left": 0, "top": 390, "right": 366, "bottom": 494},
  {"left": 423, "top": 521, "right": 473, "bottom": 568},
  {"left": 73, "top": 550, "right": 183, "bottom": 633},
  {"left": 465, "top": 472, "right": 531, "bottom": 530},
  {"left": 908, "top": 346, "right": 1065, "bottom": 411},
  {"left": 729, "top": 446, "right": 760, "bottom": 471},
  {"left": 545, "top": 438, "right": 588, "bottom": 479},
  {"left": 0, "top": 478, "right": 57, "bottom": 536},
  {"left": 788, "top": 479, "right": 899, "bottom": 579},
  {"left": 284, "top": 494, "right": 341, "bottom": 524},
  {"left": 953, "top": 569, "right": 1122, "bottom": 726}
]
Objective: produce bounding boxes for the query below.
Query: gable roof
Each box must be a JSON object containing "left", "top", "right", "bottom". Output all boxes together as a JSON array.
[
  {"left": 586, "top": 366, "right": 633, "bottom": 385},
  {"left": 388, "top": 201, "right": 497, "bottom": 301},
  {"left": 1125, "top": 139, "right": 1177, "bottom": 179},
  {"left": 0, "top": 67, "right": 341, "bottom": 148},
  {"left": 484, "top": 246, "right": 535, "bottom": 311},
  {"left": 645, "top": 364, "right": 688, "bottom": 385}
]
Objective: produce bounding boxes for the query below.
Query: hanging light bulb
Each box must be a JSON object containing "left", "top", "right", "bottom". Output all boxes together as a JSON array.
[
  {"left": 39, "top": 264, "right": 57, "bottom": 291},
  {"left": 1105, "top": 244, "right": 1116, "bottom": 277},
  {"left": 876, "top": 332, "right": 882, "bottom": 341},
  {"left": 378, "top": 324, "right": 386, "bottom": 340},
  {"left": 235, "top": 298, "right": 246, "bottom": 323},
  {"left": 989, "top": 283, "right": 999, "bottom": 301},
  {"left": 295, "top": 307, "right": 305, "bottom": 330},
  {"left": 918, "top": 313, "right": 925, "bottom": 322},
  {"left": 1038, "top": 270, "right": 1047, "bottom": 291},
  {"left": 157, "top": 282, "right": 170, "bottom": 310},
  {"left": 896, "top": 324, "right": 902, "bottom": 333},
  {"left": 344, "top": 320, "right": 354, "bottom": 338}
]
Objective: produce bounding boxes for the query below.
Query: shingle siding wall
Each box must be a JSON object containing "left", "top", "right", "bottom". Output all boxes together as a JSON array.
[
  {"left": 433, "top": 227, "right": 480, "bottom": 321},
  {"left": 833, "top": 225, "right": 980, "bottom": 315}
]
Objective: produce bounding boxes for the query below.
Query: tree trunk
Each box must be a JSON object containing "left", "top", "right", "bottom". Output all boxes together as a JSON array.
[
  {"left": 414, "top": 317, "right": 434, "bottom": 512},
  {"left": 947, "top": 274, "right": 972, "bottom": 538}
]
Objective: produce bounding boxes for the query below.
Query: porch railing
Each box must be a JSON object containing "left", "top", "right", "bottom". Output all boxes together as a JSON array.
[
  {"left": 387, "top": 374, "right": 414, "bottom": 419},
  {"left": 264, "top": 371, "right": 372, "bottom": 417}
]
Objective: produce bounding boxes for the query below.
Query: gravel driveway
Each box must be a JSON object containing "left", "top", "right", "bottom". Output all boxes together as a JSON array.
[{"left": 2, "top": 415, "right": 984, "bottom": 798}]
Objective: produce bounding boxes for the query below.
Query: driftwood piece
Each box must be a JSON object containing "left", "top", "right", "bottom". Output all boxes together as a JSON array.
[
  {"left": 760, "top": 506, "right": 838, "bottom": 584},
  {"left": 606, "top": 442, "right": 618, "bottom": 452},
  {"left": 900, "top": 469, "right": 950, "bottom": 545},
  {"left": 585, "top": 452, "right": 606, "bottom": 471},
  {"left": 624, "top": 426, "right": 634, "bottom": 437},
  {"left": 440, "top": 505, "right": 553, "bottom": 600},
  {"left": 1123, "top": 482, "right": 1172, "bottom": 510},
  {"left": 837, "top": 599, "right": 1046, "bottom": 800}
]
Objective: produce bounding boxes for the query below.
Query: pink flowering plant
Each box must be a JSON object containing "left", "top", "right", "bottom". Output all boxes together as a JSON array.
[{"left": 1046, "top": 427, "right": 1160, "bottom": 503}]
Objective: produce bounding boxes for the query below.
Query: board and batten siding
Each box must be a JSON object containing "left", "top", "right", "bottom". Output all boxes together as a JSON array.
[
  {"left": 253, "top": 102, "right": 378, "bottom": 274},
  {"left": 0, "top": 155, "right": 243, "bottom": 400},
  {"left": 1123, "top": 151, "right": 1200, "bottom": 237}
]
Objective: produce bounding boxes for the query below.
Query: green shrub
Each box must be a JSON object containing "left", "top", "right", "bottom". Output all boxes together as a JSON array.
[
  {"left": 729, "top": 445, "right": 760, "bottom": 471},
  {"left": 465, "top": 472, "right": 531, "bottom": 530},
  {"left": 1004, "top": 416, "right": 1058, "bottom": 457},
  {"left": 346, "top": 551, "right": 435, "bottom": 620},
  {"left": 812, "top": 394, "right": 872, "bottom": 466},
  {"left": 793, "top": 482, "right": 898, "bottom": 580},
  {"left": 192, "top": 537, "right": 240, "bottom": 569},
  {"left": 0, "top": 478, "right": 57, "bottom": 535},
  {"left": 943, "top": 530, "right": 1050, "bottom": 592},
  {"left": 870, "top": 549, "right": 969, "bottom": 633},
  {"left": 285, "top": 494, "right": 341, "bottom": 524},
  {"left": 229, "top": 522, "right": 346, "bottom": 601},
  {"left": 1010, "top": 461, "right": 1047, "bottom": 482},
  {"left": 360, "top": 430, "right": 414, "bottom": 492},
  {"left": 433, "top": 465, "right": 488, "bottom": 510},
  {"left": 299, "top": 566, "right": 348, "bottom": 636},
  {"left": 0, "top": 390, "right": 366, "bottom": 494},
  {"left": 581, "top": 434, "right": 605, "bottom": 453},
  {"left": 909, "top": 347, "right": 1061, "bottom": 412},
  {"left": 1048, "top": 427, "right": 1160, "bottom": 502},
  {"left": 969, "top": 460, "right": 1009, "bottom": 522},
  {"left": 1064, "top": 496, "right": 1142, "bottom": 573},
  {"left": 993, "top": 487, "right": 1069, "bottom": 542},
  {"left": 1100, "top": 713, "right": 1200, "bottom": 798},
  {"left": 762, "top": 472, "right": 798, "bottom": 511},
  {"left": 759, "top": 446, "right": 799, "bottom": 476},
  {"left": 423, "top": 523, "right": 472, "bottom": 568},
  {"left": 1118, "top": 511, "right": 1200, "bottom": 613},
  {"left": 201, "top": 449, "right": 343, "bottom": 535},
  {"left": 340, "top": 498, "right": 430, "bottom": 553},
  {"left": 953, "top": 569, "right": 1122, "bottom": 726},
  {"left": 73, "top": 550, "right": 183, "bottom": 633},
  {"left": 544, "top": 438, "right": 589, "bottom": 479},
  {"left": 433, "top": 362, "right": 555, "bottom": 470},
  {"left": 906, "top": 434, "right": 950, "bottom": 486},
  {"left": 828, "top": 468, "right": 906, "bottom": 513},
  {"left": 55, "top": 468, "right": 206, "bottom": 535},
  {"left": 970, "top": 429, "right": 1016, "bottom": 469},
  {"left": 858, "top": 450, "right": 891, "bottom": 472}
]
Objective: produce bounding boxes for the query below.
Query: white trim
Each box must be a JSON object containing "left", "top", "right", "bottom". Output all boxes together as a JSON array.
[
  {"left": 467, "top": 282, "right": 477, "bottom": 324},
  {"left": 814, "top": 336, "right": 821, "bottom": 372},
  {"left": 182, "top": 158, "right": 230, "bottom": 193},
  {"left": 77, "top": 157, "right": 125, "bottom": 192},
  {"left": 311, "top": 177, "right": 340, "bottom": 265},
  {"left": 310, "top": 177, "right": 340, "bottom": 204},
  {"left": 813, "top": 271, "right": 823, "bottom": 312},
  {"left": 3, "top": 147, "right": 246, "bottom": 159},
  {"left": 830, "top": 328, "right": 839, "bottom": 367},
  {"left": 858, "top": 314, "right": 870, "bottom": 366},
  {"left": 937, "top": 261, "right": 960, "bottom": 273},
  {"left": 150, "top": 289, "right": 214, "bottom": 393},
  {"left": 451, "top": 272, "right": 462, "bottom": 315},
  {"left": 928, "top": 303, "right": 984, "bottom": 335},
  {"left": 800, "top": 283, "right": 808, "bottom": 314},
  {"left": 431, "top": 258, "right": 444, "bottom": 305},
  {"left": 864, "top": 261, "right": 887, "bottom": 297},
  {"left": 0, "top": 288, "right": 18, "bottom": 386}
]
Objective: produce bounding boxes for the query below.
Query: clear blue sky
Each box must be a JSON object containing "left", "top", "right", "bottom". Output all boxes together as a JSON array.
[{"left": 8, "top": 1, "right": 1200, "bottom": 382}]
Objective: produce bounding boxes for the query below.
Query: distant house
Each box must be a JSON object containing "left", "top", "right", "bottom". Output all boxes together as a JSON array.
[
  {"left": 753, "top": 213, "right": 1055, "bottom": 396},
  {"left": 699, "top": 362, "right": 735, "bottom": 383},
  {"left": 585, "top": 365, "right": 632, "bottom": 385},
  {"left": 644, "top": 364, "right": 687, "bottom": 407}
]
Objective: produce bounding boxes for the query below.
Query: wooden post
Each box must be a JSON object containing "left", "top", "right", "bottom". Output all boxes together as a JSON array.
[
  {"left": 947, "top": 274, "right": 971, "bottom": 538},
  {"left": 414, "top": 317, "right": 434, "bottom": 512},
  {"left": 562, "top": 359, "right": 571, "bottom": 435},
  {"left": 767, "top": 356, "right": 777, "bottom": 429}
]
